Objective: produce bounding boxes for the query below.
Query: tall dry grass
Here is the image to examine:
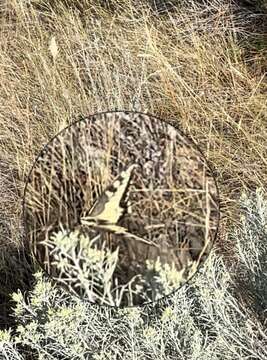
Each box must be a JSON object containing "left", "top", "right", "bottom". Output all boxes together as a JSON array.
[{"left": 0, "top": 0, "right": 266, "bottom": 341}]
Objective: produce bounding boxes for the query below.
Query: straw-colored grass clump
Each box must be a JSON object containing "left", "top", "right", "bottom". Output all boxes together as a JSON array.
[{"left": 0, "top": 0, "right": 266, "bottom": 358}]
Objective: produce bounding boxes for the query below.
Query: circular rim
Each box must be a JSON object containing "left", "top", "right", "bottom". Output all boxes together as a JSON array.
[{"left": 22, "top": 109, "right": 221, "bottom": 309}]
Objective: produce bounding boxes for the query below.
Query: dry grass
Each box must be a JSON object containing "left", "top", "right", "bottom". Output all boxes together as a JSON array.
[
  {"left": 23, "top": 111, "right": 219, "bottom": 307},
  {"left": 0, "top": 0, "right": 266, "bottom": 351},
  {"left": 0, "top": 0, "right": 266, "bottom": 226},
  {"left": 1, "top": 187, "right": 267, "bottom": 359}
]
